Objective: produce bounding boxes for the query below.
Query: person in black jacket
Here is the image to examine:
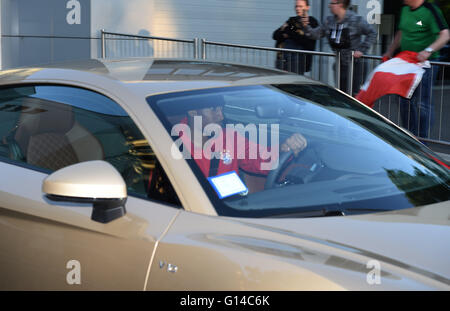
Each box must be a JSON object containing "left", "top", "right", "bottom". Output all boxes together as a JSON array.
[
  {"left": 303, "top": 0, "right": 376, "bottom": 95},
  {"left": 272, "top": 0, "right": 319, "bottom": 74}
]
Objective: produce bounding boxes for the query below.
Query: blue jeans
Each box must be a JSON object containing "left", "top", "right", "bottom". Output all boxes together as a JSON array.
[{"left": 399, "top": 65, "right": 438, "bottom": 138}]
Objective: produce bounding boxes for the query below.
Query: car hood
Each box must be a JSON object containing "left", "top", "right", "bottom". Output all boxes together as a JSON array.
[{"left": 241, "top": 201, "right": 450, "bottom": 289}]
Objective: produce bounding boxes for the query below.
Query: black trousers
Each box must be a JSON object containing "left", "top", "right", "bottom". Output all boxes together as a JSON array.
[
  {"left": 276, "top": 52, "right": 313, "bottom": 75},
  {"left": 337, "top": 58, "right": 368, "bottom": 96}
]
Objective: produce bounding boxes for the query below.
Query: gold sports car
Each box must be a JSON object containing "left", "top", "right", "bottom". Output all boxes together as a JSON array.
[{"left": 0, "top": 59, "right": 449, "bottom": 290}]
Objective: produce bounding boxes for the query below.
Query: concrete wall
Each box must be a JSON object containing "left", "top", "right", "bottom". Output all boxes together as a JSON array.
[
  {"left": 1, "top": 0, "right": 91, "bottom": 69},
  {"left": 89, "top": 0, "right": 312, "bottom": 58},
  {"left": 150, "top": 0, "right": 310, "bottom": 46},
  {"left": 90, "top": 0, "right": 154, "bottom": 58},
  {"left": 90, "top": 0, "right": 308, "bottom": 46}
]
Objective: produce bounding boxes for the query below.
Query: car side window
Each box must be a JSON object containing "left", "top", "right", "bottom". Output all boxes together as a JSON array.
[{"left": 0, "top": 85, "right": 181, "bottom": 207}]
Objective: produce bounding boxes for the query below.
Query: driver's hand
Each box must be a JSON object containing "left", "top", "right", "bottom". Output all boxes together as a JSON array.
[{"left": 281, "top": 133, "right": 307, "bottom": 156}]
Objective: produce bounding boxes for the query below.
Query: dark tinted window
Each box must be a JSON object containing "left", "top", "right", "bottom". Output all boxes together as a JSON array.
[{"left": 0, "top": 85, "right": 181, "bottom": 207}]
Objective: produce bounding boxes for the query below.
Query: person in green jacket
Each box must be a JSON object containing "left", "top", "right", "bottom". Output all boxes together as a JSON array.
[{"left": 383, "top": 0, "right": 449, "bottom": 139}]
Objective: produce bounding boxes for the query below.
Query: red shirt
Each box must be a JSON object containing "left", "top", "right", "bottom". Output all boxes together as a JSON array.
[{"left": 179, "top": 118, "right": 276, "bottom": 177}]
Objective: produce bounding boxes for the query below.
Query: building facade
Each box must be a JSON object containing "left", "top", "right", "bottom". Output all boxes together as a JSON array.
[{"left": 0, "top": 0, "right": 392, "bottom": 70}]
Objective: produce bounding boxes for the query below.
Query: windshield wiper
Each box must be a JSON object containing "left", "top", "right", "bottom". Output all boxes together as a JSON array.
[
  {"left": 270, "top": 207, "right": 345, "bottom": 218},
  {"left": 269, "top": 207, "right": 392, "bottom": 218}
]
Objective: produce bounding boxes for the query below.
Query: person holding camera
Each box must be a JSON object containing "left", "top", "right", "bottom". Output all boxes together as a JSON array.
[
  {"left": 272, "top": 0, "right": 319, "bottom": 75},
  {"left": 302, "top": 0, "right": 376, "bottom": 95}
]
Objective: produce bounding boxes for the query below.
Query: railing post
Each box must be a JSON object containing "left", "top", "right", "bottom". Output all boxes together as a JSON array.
[
  {"left": 193, "top": 38, "right": 199, "bottom": 59},
  {"left": 201, "top": 38, "right": 207, "bottom": 60},
  {"left": 336, "top": 50, "right": 341, "bottom": 90},
  {"left": 349, "top": 50, "right": 354, "bottom": 96},
  {"left": 101, "top": 29, "right": 106, "bottom": 59}
]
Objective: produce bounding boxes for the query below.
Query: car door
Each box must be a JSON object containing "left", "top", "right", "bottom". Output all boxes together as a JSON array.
[{"left": 0, "top": 84, "right": 182, "bottom": 290}]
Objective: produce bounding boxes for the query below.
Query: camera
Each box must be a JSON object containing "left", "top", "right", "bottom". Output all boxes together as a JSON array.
[{"left": 286, "top": 16, "right": 304, "bottom": 34}]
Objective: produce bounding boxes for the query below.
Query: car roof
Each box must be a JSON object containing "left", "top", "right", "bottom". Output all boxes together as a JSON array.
[{"left": 0, "top": 58, "right": 320, "bottom": 96}]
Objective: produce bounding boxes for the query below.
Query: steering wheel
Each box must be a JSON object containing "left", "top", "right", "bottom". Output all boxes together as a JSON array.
[
  {"left": 264, "top": 149, "right": 294, "bottom": 190},
  {"left": 264, "top": 143, "right": 326, "bottom": 189}
]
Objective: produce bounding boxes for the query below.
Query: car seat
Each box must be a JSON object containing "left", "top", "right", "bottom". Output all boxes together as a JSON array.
[{"left": 13, "top": 97, "right": 104, "bottom": 171}]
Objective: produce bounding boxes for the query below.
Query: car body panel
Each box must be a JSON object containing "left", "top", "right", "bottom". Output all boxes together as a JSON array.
[
  {"left": 147, "top": 204, "right": 450, "bottom": 290},
  {"left": 0, "top": 161, "right": 180, "bottom": 290}
]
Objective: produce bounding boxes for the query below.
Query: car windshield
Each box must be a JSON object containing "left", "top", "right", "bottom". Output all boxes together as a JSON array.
[{"left": 148, "top": 84, "right": 450, "bottom": 218}]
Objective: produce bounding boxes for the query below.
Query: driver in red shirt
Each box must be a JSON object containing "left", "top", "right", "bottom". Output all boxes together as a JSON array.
[{"left": 177, "top": 105, "right": 307, "bottom": 178}]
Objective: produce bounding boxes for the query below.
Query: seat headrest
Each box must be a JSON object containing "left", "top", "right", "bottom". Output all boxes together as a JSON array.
[{"left": 14, "top": 98, "right": 75, "bottom": 153}]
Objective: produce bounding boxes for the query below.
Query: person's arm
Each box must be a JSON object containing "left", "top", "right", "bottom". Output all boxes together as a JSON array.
[
  {"left": 383, "top": 30, "right": 402, "bottom": 59},
  {"left": 417, "top": 29, "right": 450, "bottom": 62},
  {"left": 273, "top": 22, "right": 289, "bottom": 41},
  {"left": 303, "top": 18, "right": 326, "bottom": 40},
  {"left": 354, "top": 18, "right": 377, "bottom": 58},
  {"left": 418, "top": 3, "right": 450, "bottom": 62}
]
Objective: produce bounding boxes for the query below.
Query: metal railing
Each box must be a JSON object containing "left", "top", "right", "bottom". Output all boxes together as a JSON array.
[
  {"left": 100, "top": 30, "right": 199, "bottom": 59},
  {"left": 360, "top": 54, "right": 450, "bottom": 147},
  {"left": 200, "top": 39, "right": 338, "bottom": 86},
  {"left": 100, "top": 31, "right": 450, "bottom": 149}
]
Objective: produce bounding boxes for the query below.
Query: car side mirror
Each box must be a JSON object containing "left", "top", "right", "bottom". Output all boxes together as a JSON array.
[{"left": 43, "top": 160, "right": 127, "bottom": 223}]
